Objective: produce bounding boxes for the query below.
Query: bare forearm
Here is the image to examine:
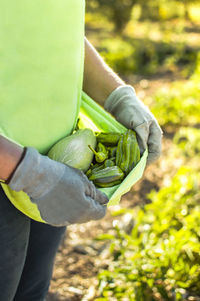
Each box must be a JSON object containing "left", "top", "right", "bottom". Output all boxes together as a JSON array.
[
  {"left": 0, "top": 136, "right": 24, "bottom": 181},
  {"left": 83, "top": 37, "right": 125, "bottom": 105}
]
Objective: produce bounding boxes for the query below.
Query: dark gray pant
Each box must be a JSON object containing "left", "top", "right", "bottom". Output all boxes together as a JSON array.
[{"left": 0, "top": 185, "right": 66, "bottom": 301}]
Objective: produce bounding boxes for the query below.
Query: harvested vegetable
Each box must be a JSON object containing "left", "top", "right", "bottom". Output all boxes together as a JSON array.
[
  {"left": 88, "top": 143, "right": 108, "bottom": 163},
  {"left": 97, "top": 132, "right": 121, "bottom": 146},
  {"left": 87, "top": 129, "right": 141, "bottom": 188},
  {"left": 89, "top": 166, "right": 125, "bottom": 188},
  {"left": 48, "top": 129, "right": 96, "bottom": 172}
]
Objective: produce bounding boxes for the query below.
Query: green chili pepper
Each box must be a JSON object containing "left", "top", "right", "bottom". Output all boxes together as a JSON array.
[
  {"left": 91, "top": 164, "right": 105, "bottom": 173},
  {"left": 128, "top": 129, "right": 140, "bottom": 172},
  {"left": 86, "top": 163, "right": 104, "bottom": 178},
  {"left": 91, "top": 163, "right": 101, "bottom": 170},
  {"left": 86, "top": 168, "right": 92, "bottom": 177},
  {"left": 116, "top": 135, "right": 124, "bottom": 166},
  {"left": 96, "top": 142, "right": 108, "bottom": 154},
  {"left": 89, "top": 166, "right": 124, "bottom": 188},
  {"left": 130, "top": 143, "right": 140, "bottom": 171},
  {"left": 108, "top": 146, "right": 117, "bottom": 157},
  {"left": 94, "top": 179, "right": 122, "bottom": 188},
  {"left": 116, "top": 129, "right": 141, "bottom": 175},
  {"left": 120, "top": 131, "right": 132, "bottom": 174},
  {"left": 97, "top": 132, "right": 121, "bottom": 146},
  {"left": 104, "top": 158, "right": 115, "bottom": 168},
  {"left": 88, "top": 144, "right": 108, "bottom": 163}
]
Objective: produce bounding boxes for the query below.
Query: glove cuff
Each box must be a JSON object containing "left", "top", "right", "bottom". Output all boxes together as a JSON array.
[
  {"left": 5, "top": 147, "right": 27, "bottom": 185},
  {"left": 8, "top": 147, "right": 40, "bottom": 192},
  {"left": 104, "top": 85, "right": 136, "bottom": 114},
  {"left": 8, "top": 147, "right": 65, "bottom": 199}
]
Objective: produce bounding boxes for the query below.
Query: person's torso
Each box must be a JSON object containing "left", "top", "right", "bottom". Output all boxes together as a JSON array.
[{"left": 0, "top": 0, "right": 85, "bottom": 154}]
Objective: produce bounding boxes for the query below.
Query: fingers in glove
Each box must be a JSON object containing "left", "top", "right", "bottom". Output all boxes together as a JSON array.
[
  {"left": 84, "top": 196, "right": 107, "bottom": 221},
  {"left": 134, "top": 122, "right": 149, "bottom": 154},
  {"left": 85, "top": 179, "right": 97, "bottom": 199},
  {"left": 147, "top": 123, "right": 163, "bottom": 164},
  {"left": 95, "top": 189, "right": 109, "bottom": 205},
  {"left": 85, "top": 178, "right": 109, "bottom": 206}
]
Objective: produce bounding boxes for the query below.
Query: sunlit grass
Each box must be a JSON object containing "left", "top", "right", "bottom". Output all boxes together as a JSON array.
[{"left": 189, "top": 4, "right": 200, "bottom": 22}]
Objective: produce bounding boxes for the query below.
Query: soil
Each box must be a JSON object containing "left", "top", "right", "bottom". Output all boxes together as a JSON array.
[{"left": 46, "top": 75, "right": 183, "bottom": 301}]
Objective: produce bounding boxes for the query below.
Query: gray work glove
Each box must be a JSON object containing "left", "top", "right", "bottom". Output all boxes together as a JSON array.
[
  {"left": 104, "top": 85, "right": 163, "bottom": 164},
  {"left": 8, "top": 147, "right": 108, "bottom": 226}
]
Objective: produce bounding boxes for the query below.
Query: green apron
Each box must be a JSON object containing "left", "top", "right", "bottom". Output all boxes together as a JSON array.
[
  {"left": 0, "top": 0, "right": 85, "bottom": 222},
  {"left": 0, "top": 0, "right": 147, "bottom": 222}
]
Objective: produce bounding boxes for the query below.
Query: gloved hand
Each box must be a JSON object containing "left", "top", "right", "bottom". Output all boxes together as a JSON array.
[
  {"left": 104, "top": 85, "right": 163, "bottom": 164},
  {"left": 8, "top": 147, "right": 108, "bottom": 226}
]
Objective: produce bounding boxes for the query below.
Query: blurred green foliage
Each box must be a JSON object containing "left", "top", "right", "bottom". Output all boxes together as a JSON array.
[
  {"left": 85, "top": 1, "right": 200, "bottom": 300},
  {"left": 97, "top": 38, "right": 198, "bottom": 76},
  {"left": 95, "top": 165, "right": 200, "bottom": 300},
  {"left": 151, "top": 54, "right": 200, "bottom": 127},
  {"left": 88, "top": 0, "right": 137, "bottom": 32},
  {"left": 86, "top": 1, "right": 200, "bottom": 77},
  {"left": 87, "top": 0, "right": 200, "bottom": 31},
  {"left": 174, "top": 127, "right": 200, "bottom": 158}
]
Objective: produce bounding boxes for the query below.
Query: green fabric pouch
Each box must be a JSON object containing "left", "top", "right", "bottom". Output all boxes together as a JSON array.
[
  {"left": 79, "top": 91, "right": 148, "bottom": 206},
  {"left": 1, "top": 92, "right": 147, "bottom": 222}
]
